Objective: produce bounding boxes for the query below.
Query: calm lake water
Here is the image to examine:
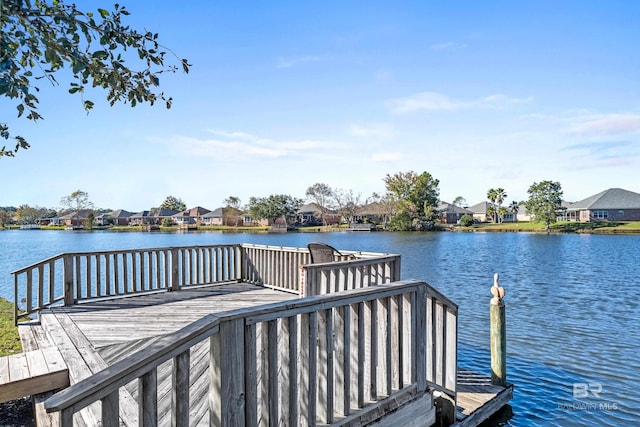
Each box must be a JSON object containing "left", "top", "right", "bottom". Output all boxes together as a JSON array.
[{"left": 1, "top": 229, "right": 638, "bottom": 426}]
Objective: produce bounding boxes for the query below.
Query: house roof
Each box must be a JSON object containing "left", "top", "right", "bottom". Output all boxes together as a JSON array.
[
  {"left": 467, "top": 201, "right": 496, "bottom": 214},
  {"left": 173, "top": 206, "right": 211, "bottom": 217},
  {"left": 354, "top": 202, "right": 384, "bottom": 216},
  {"left": 203, "top": 207, "right": 244, "bottom": 218},
  {"left": 58, "top": 209, "right": 92, "bottom": 220},
  {"left": 437, "top": 202, "right": 473, "bottom": 215},
  {"left": 298, "top": 202, "right": 323, "bottom": 214},
  {"left": 109, "top": 209, "right": 134, "bottom": 218},
  {"left": 202, "top": 208, "right": 224, "bottom": 218},
  {"left": 566, "top": 188, "right": 640, "bottom": 211},
  {"left": 130, "top": 209, "right": 180, "bottom": 218}
]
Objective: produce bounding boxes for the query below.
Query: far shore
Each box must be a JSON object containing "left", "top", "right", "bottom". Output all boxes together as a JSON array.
[{"left": 3, "top": 221, "right": 640, "bottom": 234}]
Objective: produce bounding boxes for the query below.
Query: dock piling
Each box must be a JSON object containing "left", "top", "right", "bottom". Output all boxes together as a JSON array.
[{"left": 490, "top": 273, "right": 506, "bottom": 386}]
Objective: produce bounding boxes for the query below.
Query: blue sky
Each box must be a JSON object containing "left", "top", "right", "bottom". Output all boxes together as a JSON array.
[{"left": 2, "top": 0, "right": 639, "bottom": 211}]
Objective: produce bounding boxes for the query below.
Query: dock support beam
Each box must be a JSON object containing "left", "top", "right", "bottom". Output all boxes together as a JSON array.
[{"left": 490, "top": 273, "right": 506, "bottom": 386}]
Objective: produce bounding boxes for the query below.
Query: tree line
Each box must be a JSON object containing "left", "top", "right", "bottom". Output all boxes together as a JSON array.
[{"left": 0, "top": 175, "right": 566, "bottom": 231}]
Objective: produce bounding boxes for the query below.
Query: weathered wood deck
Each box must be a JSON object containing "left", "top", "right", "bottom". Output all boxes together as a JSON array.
[
  {"left": 0, "top": 347, "right": 68, "bottom": 404},
  {"left": 9, "top": 243, "right": 512, "bottom": 426},
  {"left": 20, "top": 283, "right": 298, "bottom": 426},
  {"left": 453, "top": 369, "right": 513, "bottom": 427}
]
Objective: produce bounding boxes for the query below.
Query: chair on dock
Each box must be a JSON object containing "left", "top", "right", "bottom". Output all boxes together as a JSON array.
[{"left": 307, "top": 242, "right": 341, "bottom": 263}]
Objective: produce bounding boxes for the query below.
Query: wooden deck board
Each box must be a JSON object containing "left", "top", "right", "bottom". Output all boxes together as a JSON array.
[
  {"left": 18, "top": 283, "right": 298, "bottom": 426},
  {"left": 56, "top": 283, "right": 296, "bottom": 348},
  {"left": 0, "top": 348, "right": 69, "bottom": 404},
  {"left": 453, "top": 368, "right": 514, "bottom": 427}
]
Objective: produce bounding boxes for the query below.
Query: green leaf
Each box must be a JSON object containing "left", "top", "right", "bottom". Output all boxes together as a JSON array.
[
  {"left": 92, "top": 50, "right": 109, "bottom": 60},
  {"left": 98, "top": 8, "right": 110, "bottom": 18}
]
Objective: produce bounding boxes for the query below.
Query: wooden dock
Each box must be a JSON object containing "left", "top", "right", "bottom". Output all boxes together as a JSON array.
[
  {"left": 8, "top": 243, "right": 512, "bottom": 426},
  {"left": 0, "top": 347, "right": 68, "bottom": 404},
  {"left": 453, "top": 369, "right": 513, "bottom": 426}
]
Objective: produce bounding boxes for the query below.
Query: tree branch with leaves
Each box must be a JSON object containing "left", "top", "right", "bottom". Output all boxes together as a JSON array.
[{"left": 1, "top": 0, "right": 190, "bottom": 157}]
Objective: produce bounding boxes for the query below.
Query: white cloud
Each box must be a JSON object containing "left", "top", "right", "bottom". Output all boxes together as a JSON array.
[
  {"left": 160, "top": 130, "right": 340, "bottom": 160},
  {"left": 348, "top": 123, "right": 394, "bottom": 138},
  {"left": 567, "top": 113, "right": 640, "bottom": 136},
  {"left": 389, "top": 91, "right": 533, "bottom": 114},
  {"left": 275, "top": 55, "right": 324, "bottom": 69},
  {"left": 560, "top": 140, "right": 639, "bottom": 168}
]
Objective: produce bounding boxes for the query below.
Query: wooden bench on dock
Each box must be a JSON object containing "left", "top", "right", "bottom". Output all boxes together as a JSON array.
[{"left": 0, "top": 347, "right": 69, "bottom": 404}]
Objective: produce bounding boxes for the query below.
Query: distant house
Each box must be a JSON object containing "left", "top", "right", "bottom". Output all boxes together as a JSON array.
[
  {"left": 467, "top": 201, "right": 496, "bottom": 223},
  {"left": 241, "top": 214, "right": 269, "bottom": 227},
  {"left": 565, "top": 188, "right": 640, "bottom": 222},
  {"left": 437, "top": 202, "right": 474, "bottom": 224},
  {"left": 467, "top": 201, "right": 526, "bottom": 223},
  {"left": 353, "top": 202, "right": 387, "bottom": 225},
  {"left": 38, "top": 216, "right": 62, "bottom": 226},
  {"left": 515, "top": 204, "right": 532, "bottom": 222},
  {"left": 129, "top": 208, "right": 180, "bottom": 225},
  {"left": 201, "top": 207, "right": 244, "bottom": 226},
  {"left": 201, "top": 208, "right": 224, "bottom": 226},
  {"left": 297, "top": 203, "right": 340, "bottom": 226},
  {"left": 173, "top": 206, "right": 211, "bottom": 225},
  {"left": 97, "top": 209, "right": 134, "bottom": 226},
  {"left": 58, "top": 210, "right": 93, "bottom": 227}
]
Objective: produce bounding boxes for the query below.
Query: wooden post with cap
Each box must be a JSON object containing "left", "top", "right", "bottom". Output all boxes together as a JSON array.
[{"left": 490, "top": 273, "right": 507, "bottom": 386}]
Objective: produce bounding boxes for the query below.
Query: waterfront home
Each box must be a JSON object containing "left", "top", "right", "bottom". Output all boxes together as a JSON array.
[
  {"left": 241, "top": 213, "right": 269, "bottom": 226},
  {"left": 96, "top": 209, "right": 134, "bottom": 226},
  {"left": 437, "top": 202, "right": 474, "bottom": 224},
  {"left": 201, "top": 207, "right": 244, "bottom": 226},
  {"left": 58, "top": 210, "right": 92, "bottom": 227},
  {"left": 353, "top": 202, "right": 387, "bottom": 225},
  {"left": 172, "top": 206, "right": 211, "bottom": 225},
  {"left": 468, "top": 201, "right": 495, "bottom": 222},
  {"left": 129, "top": 208, "right": 180, "bottom": 225},
  {"left": 564, "top": 187, "right": 640, "bottom": 222},
  {"left": 296, "top": 202, "right": 341, "bottom": 226}
]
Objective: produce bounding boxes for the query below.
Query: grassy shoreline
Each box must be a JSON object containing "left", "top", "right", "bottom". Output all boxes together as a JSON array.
[
  {"left": 450, "top": 220, "right": 640, "bottom": 234},
  {"left": 0, "top": 297, "right": 23, "bottom": 357},
  {"left": 6, "top": 221, "right": 640, "bottom": 234}
]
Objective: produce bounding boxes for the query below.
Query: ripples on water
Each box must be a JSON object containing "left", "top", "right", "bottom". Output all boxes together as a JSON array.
[{"left": 0, "top": 230, "right": 638, "bottom": 425}]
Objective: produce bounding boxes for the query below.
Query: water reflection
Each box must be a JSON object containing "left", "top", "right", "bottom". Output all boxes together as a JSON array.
[{"left": 1, "top": 230, "right": 638, "bottom": 425}]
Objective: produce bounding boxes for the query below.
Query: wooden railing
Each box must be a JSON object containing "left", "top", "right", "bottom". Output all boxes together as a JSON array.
[
  {"left": 44, "top": 280, "right": 458, "bottom": 426},
  {"left": 300, "top": 254, "right": 401, "bottom": 297},
  {"left": 12, "top": 244, "right": 242, "bottom": 323},
  {"left": 240, "top": 244, "right": 401, "bottom": 296},
  {"left": 13, "top": 244, "right": 400, "bottom": 324}
]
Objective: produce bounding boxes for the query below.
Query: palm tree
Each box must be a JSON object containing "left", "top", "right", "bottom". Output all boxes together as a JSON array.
[
  {"left": 494, "top": 188, "right": 507, "bottom": 223},
  {"left": 487, "top": 188, "right": 508, "bottom": 223},
  {"left": 486, "top": 204, "right": 496, "bottom": 223},
  {"left": 487, "top": 189, "right": 498, "bottom": 222},
  {"left": 509, "top": 201, "right": 520, "bottom": 221}
]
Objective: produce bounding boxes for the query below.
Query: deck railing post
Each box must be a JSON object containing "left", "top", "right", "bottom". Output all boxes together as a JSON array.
[
  {"left": 170, "top": 248, "right": 180, "bottom": 291},
  {"left": 63, "top": 254, "right": 75, "bottom": 306},
  {"left": 490, "top": 273, "right": 507, "bottom": 386},
  {"left": 210, "top": 318, "right": 245, "bottom": 425},
  {"left": 414, "top": 286, "right": 427, "bottom": 393}
]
